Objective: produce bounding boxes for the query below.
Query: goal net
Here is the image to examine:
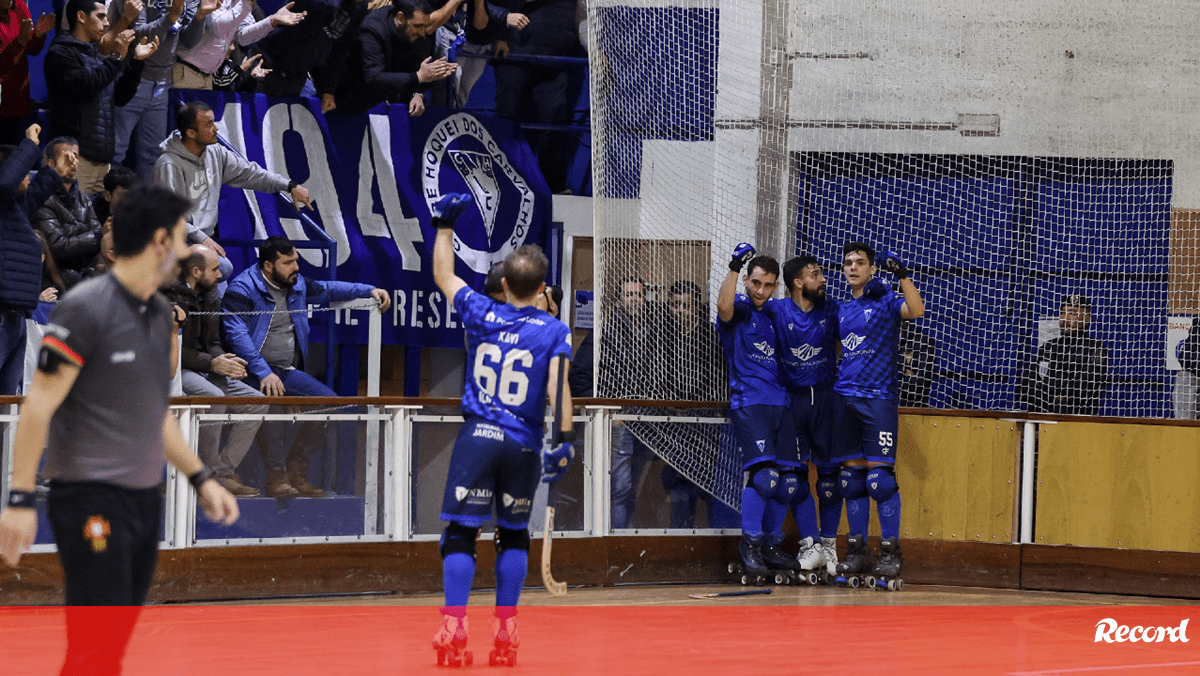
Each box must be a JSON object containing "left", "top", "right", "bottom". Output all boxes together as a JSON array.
[{"left": 587, "top": 0, "right": 1200, "bottom": 510}]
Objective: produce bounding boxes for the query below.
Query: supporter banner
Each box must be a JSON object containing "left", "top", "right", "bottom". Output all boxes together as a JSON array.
[{"left": 174, "top": 91, "right": 552, "bottom": 348}]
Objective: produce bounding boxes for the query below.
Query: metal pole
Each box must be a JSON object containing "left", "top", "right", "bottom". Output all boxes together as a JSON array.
[{"left": 1019, "top": 421, "right": 1036, "bottom": 544}]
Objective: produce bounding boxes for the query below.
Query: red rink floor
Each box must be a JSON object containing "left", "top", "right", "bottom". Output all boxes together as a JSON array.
[{"left": 1, "top": 601, "right": 1197, "bottom": 675}]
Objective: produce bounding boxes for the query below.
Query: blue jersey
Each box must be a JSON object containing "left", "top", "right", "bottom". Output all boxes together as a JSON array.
[
  {"left": 763, "top": 297, "right": 840, "bottom": 389},
  {"left": 718, "top": 295, "right": 787, "bottom": 409},
  {"left": 456, "top": 286, "right": 572, "bottom": 449},
  {"left": 835, "top": 290, "right": 906, "bottom": 400}
]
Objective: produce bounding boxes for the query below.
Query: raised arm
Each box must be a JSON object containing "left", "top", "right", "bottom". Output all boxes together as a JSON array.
[
  {"left": 431, "top": 193, "right": 473, "bottom": 300},
  {"left": 718, "top": 242, "right": 755, "bottom": 322},
  {"left": 880, "top": 250, "right": 924, "bottom": 319}
]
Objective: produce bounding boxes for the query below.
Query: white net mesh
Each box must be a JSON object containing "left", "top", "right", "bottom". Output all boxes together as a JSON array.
[{"left": 588, "top": 0, "right": 1200, "bottom": 509}]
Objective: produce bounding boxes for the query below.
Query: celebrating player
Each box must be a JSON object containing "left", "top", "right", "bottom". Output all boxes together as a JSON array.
[
  {"left": 831, "top": 242, "right": 924, "bottom": 587},
  {"left": 717, "top": 243, "right": 800, "bottom": 580},
  {"left": 0, "top": 184, "right": 239, "bottom": 673},
  {"left": 429, "top": 194, "right": 575, "bottom": 666},
  {"left": 763, "top": 255, "right": 841, "bottom": 576}
]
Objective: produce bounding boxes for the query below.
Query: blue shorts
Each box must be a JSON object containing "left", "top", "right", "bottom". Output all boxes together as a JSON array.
[
  {"left": 440, "top": 418, "right": 541, "bottom": 529},
  {"left": 730, "top": 404, "right": 800, "bottom": 470},
  {"left": 790, "top": 385, "right": 836, "bottom": 469},
  {"left": 830, "top": 395, "right": 899, "bottom": 465}
]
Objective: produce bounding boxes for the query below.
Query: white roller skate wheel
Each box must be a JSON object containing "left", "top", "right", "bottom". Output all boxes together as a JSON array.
[
  {"left": 728, "top": 563, "right": 736, "bottom": 574},
  {"left": 741, "top": 574, "right": 750, "bottom": 585},
  {"left": 865, "top": 575, "right": 877, "bottom": 589},
  {"left": 892, "top": 579, "right": 903, "bottom": 591},
  {"left": 805, "top": 572, "right": 818, "bottom": 585},
  {"left": 774, "top": 573, "right": 787, "bottom": 585},
  {"left": 848, "top": 576, "right": 860, "bottom": 588}
]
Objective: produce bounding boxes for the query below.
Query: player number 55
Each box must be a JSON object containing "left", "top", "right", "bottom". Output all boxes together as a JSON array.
[
  {"left": 878, "top": 431, "right": 894, "bottom": 448},
  {"left": 475, "top": 344, "right": 532, "bottom": 405}
]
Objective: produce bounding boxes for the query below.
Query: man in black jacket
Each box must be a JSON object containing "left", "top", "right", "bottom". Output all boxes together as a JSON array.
[
  {"left": 1019, "top": 294, "right": 1109, "bottom": 416},
  {"left": 0, "top": 124, "right": 62, "bottom": 395},
  {"left": 44, "top": 0, "right": 159, "bottom": 196},
  {"left": 33, "top": 138, "right": 105, "bottom": 285},
  {"left": 252, "top": 0, "right": 370, "bottom": 104},
  {"left": 333, "top": 0, "right": 457, "bottom": 116}
]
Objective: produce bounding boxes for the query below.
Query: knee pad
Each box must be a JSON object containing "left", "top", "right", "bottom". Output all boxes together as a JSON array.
[
  {"left": 866, "top": 466, "right": 899, "bottom": 503},
  {"left": 745, "top": 464, "right": 780, "bottom": 501},
  {"left": 838, "top": 466, "right": 868, "bottom": 500},
  {"left": 494, "top": 527, "right": 531, "bottom": 555},
  {"left": 816, "top": 470, "right": 838, "bottom": 502},
  {"left": 439, "top": 522, "right": 480, "bottom": 560},
  {"left": 779, "top": 471, "right": 810, "bottom": 505},
  {"left": 774, "top": 471, "right": 799, "bottom": 503}
]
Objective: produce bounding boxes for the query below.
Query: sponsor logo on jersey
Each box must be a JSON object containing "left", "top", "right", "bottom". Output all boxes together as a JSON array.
[
  {"left": 754, "top": 341, "right": 775, "bottom": 357},
  {"left": 472, "top": 424, "right": 505, "bottom": 441},
  {"left": 502, "top": 493, "right": 532, "bottom": 512},
  {"left": 842, "top": 333, "right": 865, "bottom": 351},
  {"left": 455, "top": 486, "right": 493, "bottom": 504},
  {"left": 790, "top": 345, "right": 824, "bottom": 362},
  {"left": 110, "top": 351, "right": 136, "bottom": 364},
  {"left": 1094, "top": 618, "right": 1189, "bottom": 643},
  {"left": 423, "top": 113, "right": 536, "bottom": 274}
]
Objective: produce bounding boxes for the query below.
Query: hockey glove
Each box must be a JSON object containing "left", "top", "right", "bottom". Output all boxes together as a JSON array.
[
  {"left": 730, "top": 243, "right": 756, "bottom": 272},
  {"left": 447, "top": 32, "right": 466, "bottom": 62},
  {"left": 431, "top": 193, "right": 473, "bottom": 230},
  {"left": 881, "top": 250, "right": 910, "bottom": 279},
  {"left": 862, "top": 277, "right": 889, "bottom": 300},
  {"left": 542, "top": 442, "right": 575, "bottom": 484}
]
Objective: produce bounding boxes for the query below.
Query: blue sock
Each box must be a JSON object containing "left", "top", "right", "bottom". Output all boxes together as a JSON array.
[
  {"left": 740, "top": 486, "right": 766, "bottom": 539},
  {"left": 494, "top": 548, "right": 528, "bottom": 608},
  {"left": 876, "top": 491, "right": 901, "bottom": 539},
  {"left": 443, "top": 552, "right": 475, "bottom": 609},
  {"left": 792, "top": 493, "right": 819, "bottom": 541},
  {"left": 763, "top": 498, "right": 788, "bottom": 541},
  {"left": 817, "top": 472, "right": 841, "bottom": 539},
  {"left": 840, "top": 466, "right": 870, "bottom": 537},
  {"left": 866, "top": 466, "right": 902, "bottom": 540}
]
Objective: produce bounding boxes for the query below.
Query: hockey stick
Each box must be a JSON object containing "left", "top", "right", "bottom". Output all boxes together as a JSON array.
[
  {"left": 688, "top": 588, "right": 773, "bottom": 599},
  {"left": 542, "top": 354, "right": 568, "bottom": 597}
]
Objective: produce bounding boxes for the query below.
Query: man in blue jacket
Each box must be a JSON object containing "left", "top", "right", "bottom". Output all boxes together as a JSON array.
[
  {"left": 0, "top": 124, "right": 67, "bottom": 395},
  {"left": 221, "top": 236, "right": 390, "bottom": 497}
]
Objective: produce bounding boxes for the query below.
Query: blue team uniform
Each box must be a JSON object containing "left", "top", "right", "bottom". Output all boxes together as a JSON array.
[
  {"left": 441, "top": 286, "right": 573, "bottom": 528},
  {"left": 764, "top": 297, "right": 840, "bottom": 469},
  {"left": 718, "top": 295, "right": 795, "bottom": 468},
  {"left": 832, "top": 289, "right": 906, "bottom": 464}
]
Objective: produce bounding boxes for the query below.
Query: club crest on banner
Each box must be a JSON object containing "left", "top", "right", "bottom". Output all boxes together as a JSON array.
[{"left": 423, "top": 113, "right": 536, "bottom": 274}]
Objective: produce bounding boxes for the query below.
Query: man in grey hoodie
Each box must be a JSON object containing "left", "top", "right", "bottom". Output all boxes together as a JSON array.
[{"left": 153, "top": 99, "right": 312, "bottom": 284}]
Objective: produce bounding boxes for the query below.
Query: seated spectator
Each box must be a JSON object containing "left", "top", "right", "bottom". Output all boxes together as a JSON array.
[
  {"left": 33, "top": 137, "right": 106, "bottom": 284},
  {"left": 221, "top": 236, "right": 391, "bottom": 497},
  {"left": 492, "top": 0, "right": 584, "bottom": 194},
  {"left": 0, "top": 123, "right": 60, "bottom": 395},
  {"left": 164, "top": 245, "right": 268, "bottom": 497},
  {"left": 92, "top": 163, "right": 138, "bottom": 226},
  {"left": 173, "top": 0, "right": 306, "bottom": 90},
  {"left": 44, "top": 0, "right": 160, "bottom": 196},
  {"left": 0, "top": 0, "right": 56, "bottom": 145},
  {"left": 332, "top": 0, "right": 457, "bottom": 117},
  {"left": 251, "top": 0, "right": 370, "bottom": 103},
  {"left": 154, "top": 100, "right": 313, "bottom": 287},
  {"left": 109, "top": 0, "right": 191, "bottom": 180}
]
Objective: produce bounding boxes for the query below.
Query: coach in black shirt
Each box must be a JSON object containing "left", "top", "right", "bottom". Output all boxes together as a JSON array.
[{"left": 1019, "top": 294, "right": 1109, "bottom": 416}]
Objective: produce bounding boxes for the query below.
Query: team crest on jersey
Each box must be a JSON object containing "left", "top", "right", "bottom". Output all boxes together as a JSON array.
[
  {"left": 842, "top": 333, "right": 865, "bottom": 351},
  {"left": 423, "top": 113, "right": 536, "bottom": 274},
  {"left": 756, "top": 440, "right": 766, "bottom": 452},
  {"left": 754, "top": 341, "right": 775, "bottom": 357},
  {"left": 864, "top": 309, "right": 874, "bottom": 321},
  {"left": 791, "top": 345, "right": 823, "bottom": 362},
  {"left": 83, "top": 516, "right": 110, "bottom": 553}
]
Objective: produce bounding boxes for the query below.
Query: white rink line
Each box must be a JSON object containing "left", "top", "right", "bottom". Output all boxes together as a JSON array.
[{"left": 1009, "top": 661, "right": 1200, "bottom": 676}]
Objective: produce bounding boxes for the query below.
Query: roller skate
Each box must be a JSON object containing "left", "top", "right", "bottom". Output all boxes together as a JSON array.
[
  {"left": 432, "top": 612, "right": 473, "bottom": 667},
  {"left": 759, "top": 539, "right": 802, "bottom": 585},
  {"left": 819, "top": 537, "right": 840, "bottom": 584},
  {"left": 833, "top": 534, "right": 871, "bottom": 588},
  {"left": 866, "top": 537, "right": 904, "bottom": 591},
  {"left": 489, "top": 615, "right": 519, "bottom": 667},
  {"left": 728, "top": 534, "right": 773, "bottom": 586},
  {"left": 793, "top": 537, "right": 824, "bottom": 585}
]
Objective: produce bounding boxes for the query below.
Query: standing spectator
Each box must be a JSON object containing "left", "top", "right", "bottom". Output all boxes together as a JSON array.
[
  {"left": 173, "top": 0, "right": 307, "bottom": 90},
  {"left": 444, "top": 0, "right": 526, "bottom": 107},
  {"left": 109, "top": 0, "right": 191, "bottom": 179},
  {"left": 0, "top": 124, "right": 62, "bottom": 395},
  {"left": 221, "top": 236, "right": 390, "bottom": 498},
  {"left": 251, "top": 0, "right": 370, "bottom": 101},
  {"left": 44, "top": 0, "right": 160, "bottom": 196},
  {"left": 1174, "top": 320, "right": 1200, "bottom": 420},
  {"left": 1019, "top": 294, "right": 1109, "bottom": 416},
  {"left": 0, "top": 0, "right": 55, "bottom": 145},
  {"left": 33, "top": 137, "right": 106, "bottom": 284},
  {"left": 154, "top": 100, "right": 313, "bottom": 287},
  {"left": 91, "top": 164, "right": 138, "bottom": 227},
  {"left": 492, "top": 0, "right": 583, "bottom": 194},
  {"left": 164, "top": 245, "right": 267, "bottom": 497},
  {"left": 897, "top": 319, "right": 936, "bottom": 408},
  {"left": 332, "top": 0, "right": 457, "bottom": 116}
]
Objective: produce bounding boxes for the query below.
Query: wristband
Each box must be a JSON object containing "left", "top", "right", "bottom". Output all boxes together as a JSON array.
[
  {"left": 729, "top": 258, "right": 745, "bottom": 273},
  {"left": 432, "top": 217, "right": 455, "bottom": 230},
  {"left": 188, "top": 466, "right": 216, "bottom": 489},
  {"left": 5, "top": 489, "right": 35, "bottom": 509},
  {"left": 555, "top": 429, "right": 577, "bottom": 445}
]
